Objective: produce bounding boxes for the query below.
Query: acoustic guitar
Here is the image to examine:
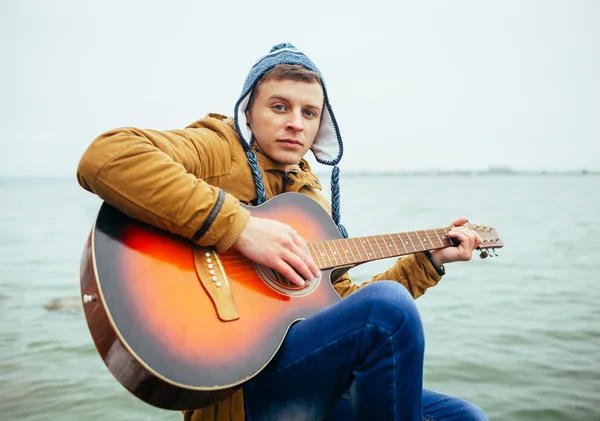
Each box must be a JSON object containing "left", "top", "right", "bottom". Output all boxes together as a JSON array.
[{"left": 80, "top": 192, "right": 503, "bottom": 410}]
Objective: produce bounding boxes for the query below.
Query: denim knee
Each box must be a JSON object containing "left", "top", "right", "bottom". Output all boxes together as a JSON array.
[
  {"left": 441, "top": 400, "right": 488, "bottom": 421},
  {"left": 422, "top": 395, "right": 489, "bottom": 421},
  {"left": 461, "top": 401, "right": 488, "bottom": 421},
  {"left": 359, "top": 281, "right": 423, "bottom": 339}
]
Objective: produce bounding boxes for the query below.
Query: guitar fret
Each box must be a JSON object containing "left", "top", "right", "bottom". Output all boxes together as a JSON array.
[
  {"left": 393, "top": 233, "right": 403, "bottom": 253},
  {"left": 381, "top": 235, "right": 398, "bottom": 257},
  {"left": 414, "top": 230, "right": 426, "bottom": 251},
  {"left": 353, "top": 237, "right": 368, "bottom": 262},
  {"left": 431, "top": 229, "right": 445, "bottom": 248},
  {"left": 373, "top": 236, "right": 385, "bottom": 259},
  {"left": 324, "top": 241, "right": 337, "bottom": 267},
  {"left": 310, "top": 242, "right": 320, "bottom": 267},
  {"left": 407, "top": 232, "right": 418, "bottom": 252},
  {"left": 361, "top": 237, "right": 373, "bottom": 260},
  {"left": 348, "top": 238, "right": 358, "bottom": 263},
  {"left": 337, "top": 241, "right": 346, "bottom": 265},
  {"left": 324, "top": 240, "right": 341, "bottom": 267},
  {"left": 436, "top": 231, "right": 443, "bottom": 246},
  {"left": 441, "top": 228, "right": 452, "bottom": 247},
  {"left": 331, "top": 240, "right": 343, "bottom": 266},
  {"left": 397, "top": 234, "right": 409, "bottom": 254},
  {"left": 343, "top": 238, "right": 356, "bottom": 264},
  {"left": 309, "top": 243, "right": 324, "bottom": 268},
  {"left": 315, "top": 241, "right": 333, "bottom": 268},
  {"left": 397, "top": 232, "right": 415, "bottom": 254},
  {"left": 344, "top": 237, "right": 353, "bottom": 263},
  {"left": 378, "top": 235, "right": 392, "bottom": 258},
  {"left": 423, "top": 230, "right": 434, "bottom": 250},
  {"left": 335, "top": 240, "right": 346, "bottom": 265}
]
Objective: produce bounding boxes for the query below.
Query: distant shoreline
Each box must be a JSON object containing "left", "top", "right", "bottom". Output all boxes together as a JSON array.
[
  {"left": 315, "top": 169, "right": 600, "bottom": 177},
  {"left": 1, "top": 169, "right": 599, "bottom": 180}
]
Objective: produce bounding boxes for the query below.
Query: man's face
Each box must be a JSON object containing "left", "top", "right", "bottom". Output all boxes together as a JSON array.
[{"left": 246, "top": 78, "right": 324, "bottom": 166}]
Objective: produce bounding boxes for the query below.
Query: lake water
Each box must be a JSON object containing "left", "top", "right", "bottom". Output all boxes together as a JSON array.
[{"left": 1, "top": 174, "right": 599, "bottom": 420}]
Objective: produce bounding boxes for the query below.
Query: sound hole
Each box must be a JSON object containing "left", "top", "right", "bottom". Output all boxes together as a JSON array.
[{"left": 253, "top": 264, "right": 320, "bottom": 298}]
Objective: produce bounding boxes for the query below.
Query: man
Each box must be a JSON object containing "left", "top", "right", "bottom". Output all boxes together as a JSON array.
[{"left": 77, "top": 43, "right": 488, "bottom": 420}]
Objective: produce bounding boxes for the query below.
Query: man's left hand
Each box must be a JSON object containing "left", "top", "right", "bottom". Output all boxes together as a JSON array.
[{"left": 429, "top": 217, "right": 482, "bottom": 265}]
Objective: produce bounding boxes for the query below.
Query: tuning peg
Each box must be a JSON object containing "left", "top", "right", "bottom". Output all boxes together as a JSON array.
[{"left": 479, "top": 250, "right": 489, "bottom": 259}]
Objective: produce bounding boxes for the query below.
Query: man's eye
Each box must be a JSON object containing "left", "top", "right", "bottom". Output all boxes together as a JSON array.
[
  {"left": 303, "top": 110, "right": 316, "bottom": 117},
  {"left": 273, "top": 104, "right": 285, "bottom": 111}
]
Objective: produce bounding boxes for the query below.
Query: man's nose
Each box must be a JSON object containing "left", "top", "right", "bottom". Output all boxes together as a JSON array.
[{"left": 286, "top": 111, "right": 304, "bottom": 131}]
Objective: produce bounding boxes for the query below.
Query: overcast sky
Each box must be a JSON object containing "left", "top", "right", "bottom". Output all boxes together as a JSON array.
[{"left": 1, "top": 0, "right": 598, "bottom": 177}]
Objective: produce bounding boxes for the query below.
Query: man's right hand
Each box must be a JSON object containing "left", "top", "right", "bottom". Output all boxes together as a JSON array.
[{"left": 232, "top": 216, "right": 320, "bottom": 287}]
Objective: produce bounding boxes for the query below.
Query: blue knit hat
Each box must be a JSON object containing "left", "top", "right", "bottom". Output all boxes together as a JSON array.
[
  {"left": 234, "top": 43, "right": 343, "bottom": 165},
  {"left": 234, "top": 43, "right": 347, "bottom": 237}
]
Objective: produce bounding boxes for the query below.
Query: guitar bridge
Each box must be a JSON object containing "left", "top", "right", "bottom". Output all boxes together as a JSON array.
[{"left": 193, "top": 247, "right": 240, "bottom": 322}]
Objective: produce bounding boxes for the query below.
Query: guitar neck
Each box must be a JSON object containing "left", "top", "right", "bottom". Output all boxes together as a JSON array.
[{"left": 308, "top": 228, "right": 456, "bottom": 270}]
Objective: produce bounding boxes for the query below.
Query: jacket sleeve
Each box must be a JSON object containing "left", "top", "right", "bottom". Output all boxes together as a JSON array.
[
  {"left": 332, "top": 252, "right": 443, "bottom": 300},
  {"left": 77, "top": 125, "right": 249, "bottom": 251}
]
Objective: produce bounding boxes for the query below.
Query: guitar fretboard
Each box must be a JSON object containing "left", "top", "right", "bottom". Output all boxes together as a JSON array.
[{"left": 308, "top": 228, "right": 456, "bottom": 269}]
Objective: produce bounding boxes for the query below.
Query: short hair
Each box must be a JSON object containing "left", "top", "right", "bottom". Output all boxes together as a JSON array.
[{"left": 247, "top": 64, "right": 322, "bottom": 111}]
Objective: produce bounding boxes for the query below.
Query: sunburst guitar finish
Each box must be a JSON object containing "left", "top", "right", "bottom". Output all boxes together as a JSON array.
[{"left": 80, "top": 192, "right": 503, "bottom": 410}]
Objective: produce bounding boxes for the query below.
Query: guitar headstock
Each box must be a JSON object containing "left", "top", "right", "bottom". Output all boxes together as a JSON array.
[{"left": 464, "top": 222, "right": 504, "bottom": 259}]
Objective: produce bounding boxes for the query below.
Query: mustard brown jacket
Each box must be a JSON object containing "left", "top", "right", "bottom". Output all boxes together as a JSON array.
[{"left": 77, "top": 113, "right": 443, "bottom": 421}]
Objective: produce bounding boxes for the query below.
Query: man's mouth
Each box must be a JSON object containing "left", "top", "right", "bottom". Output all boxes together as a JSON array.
[{"left": 277, "top": 139, "right": 303, "bottom": 146}]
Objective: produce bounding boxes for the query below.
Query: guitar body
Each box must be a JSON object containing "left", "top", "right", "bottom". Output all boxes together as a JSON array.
[{"left": 80, "top": 193, "right": 344, "bottom": 410}]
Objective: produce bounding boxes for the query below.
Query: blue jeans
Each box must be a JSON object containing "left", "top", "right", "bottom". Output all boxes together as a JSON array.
[{"left": 242, "top": 282, "right": 488, "bottom": 421}]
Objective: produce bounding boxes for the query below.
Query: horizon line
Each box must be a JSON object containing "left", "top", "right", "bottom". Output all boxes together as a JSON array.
[{"left": 1, "top": 168, "right": 599, "bottom": 180}]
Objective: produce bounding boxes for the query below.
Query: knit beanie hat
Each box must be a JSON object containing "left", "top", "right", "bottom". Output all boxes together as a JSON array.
[{"left": 233, "top": 43, "right": 348, "bottom": 237}]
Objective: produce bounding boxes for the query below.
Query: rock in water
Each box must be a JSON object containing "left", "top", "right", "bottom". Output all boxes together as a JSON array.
[{"left": 44, "top": 297, "right": 82, "bottom": 311}]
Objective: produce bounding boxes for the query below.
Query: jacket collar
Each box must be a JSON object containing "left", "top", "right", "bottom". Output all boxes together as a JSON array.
[{"left": 252, "top": 144, "right": 322, "bottom": 191}]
